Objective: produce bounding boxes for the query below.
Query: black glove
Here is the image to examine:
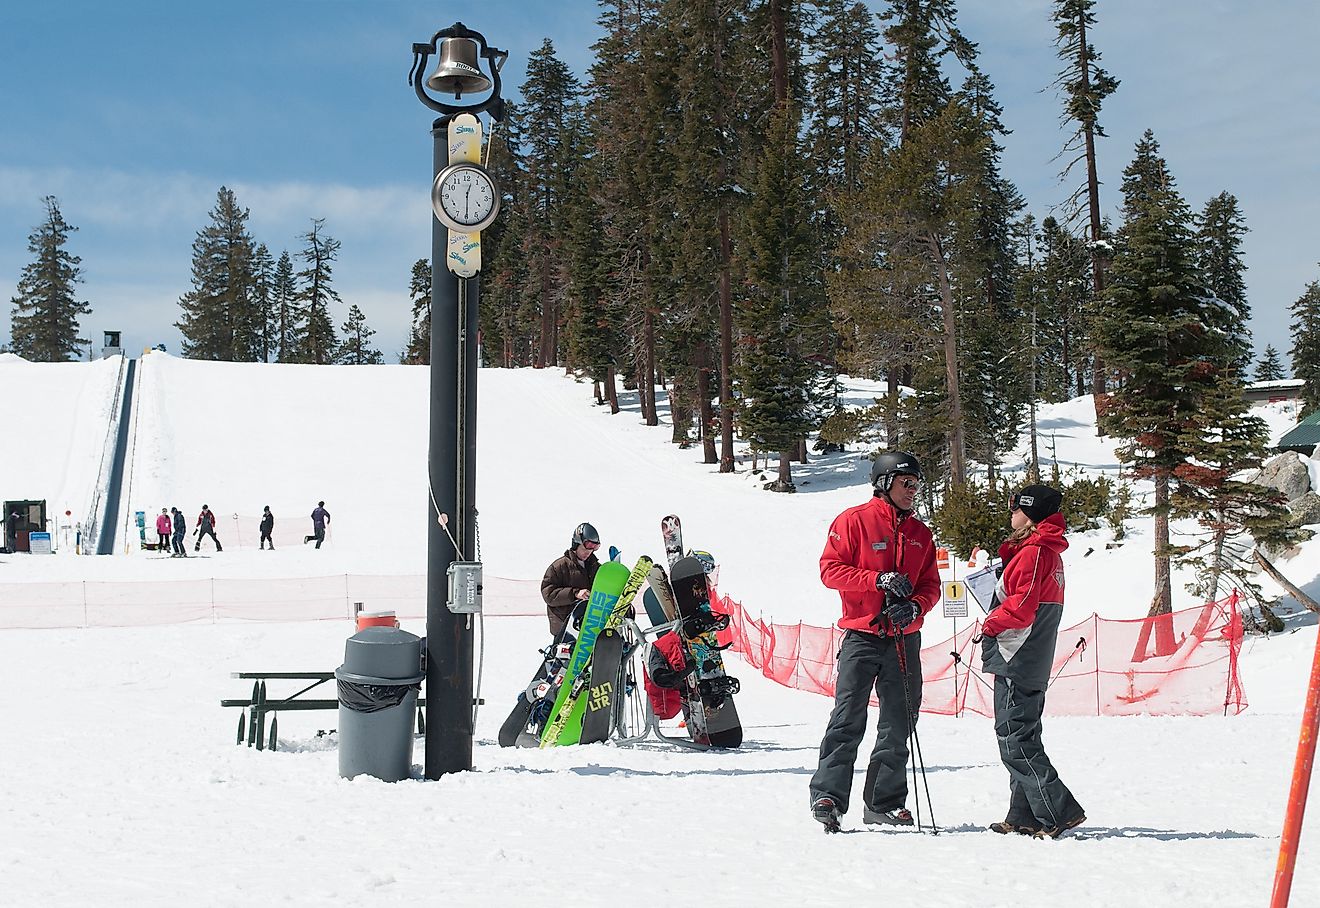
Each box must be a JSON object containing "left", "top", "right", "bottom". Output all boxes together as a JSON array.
[
  {"left": 883, "top": 598, "right": 920, "bottom": 630},
  {"left": 875, "top": 571, "right": 913, "bottom": 599},
  {"left": 653, "top": 663, "right": 696, "bottom": 689}
]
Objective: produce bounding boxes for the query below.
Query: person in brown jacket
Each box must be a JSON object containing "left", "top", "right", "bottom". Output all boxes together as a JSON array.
[{"left": 540, "top": 522, "right": 602, "bottom": 639}]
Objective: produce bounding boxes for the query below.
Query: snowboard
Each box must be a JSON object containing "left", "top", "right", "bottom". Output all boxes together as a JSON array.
[
  {"left": 498, "top": 612, "right": 582, "bottom": 747},
  {"left": 661, "top": 514, "right": 683, "bottom": 568},
  {"left": 670, "top": 555, "right": 742, "bottom": 748},
  {"left": 540, "top": 557, "right": 652, "bottom": 747},
  {"left": 576, "top": 556, "right": 654, "bottom": 744},
  {"left": 577, "top": 627, "right": 626, "bottom": 744},
  {"left": 645, "top": 560, "right": 711, "bottom": 745}
]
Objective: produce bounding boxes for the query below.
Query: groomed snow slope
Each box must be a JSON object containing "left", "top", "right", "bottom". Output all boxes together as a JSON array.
[{"left": 0, "top": 357, "right": 1317, "bottom": 906}]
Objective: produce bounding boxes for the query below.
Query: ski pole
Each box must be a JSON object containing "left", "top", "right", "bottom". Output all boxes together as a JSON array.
[
  {"left": 1047, "top": 637, "right": 1088, "bottom": 691},
  {"left": 892, "top": 622, "right": 938, "bottom": 835}
]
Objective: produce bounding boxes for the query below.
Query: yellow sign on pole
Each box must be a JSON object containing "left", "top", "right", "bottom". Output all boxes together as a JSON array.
[{"left": 942, "top": 580, "right": 968, "bottom": 618}]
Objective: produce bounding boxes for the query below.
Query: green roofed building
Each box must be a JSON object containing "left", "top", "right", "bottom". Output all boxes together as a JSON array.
[{"left": 1278, "top": 411, "right": 1320, "bottom": 455}]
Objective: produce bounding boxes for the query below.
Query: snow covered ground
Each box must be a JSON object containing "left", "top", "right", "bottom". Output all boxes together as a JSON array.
[{"left": 1, "top": 356, "right": 1318, "bottom": 906}]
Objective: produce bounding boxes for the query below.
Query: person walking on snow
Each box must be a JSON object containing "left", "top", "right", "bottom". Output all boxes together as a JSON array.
[
  {"left": 304, "top": 501, "right": 330, "bottom": 548},
  {"left": 809, "top": 451, "right": 941, "bottom": 831},
  {"left": 171, "top": 507, "right": 188, "bottom": 557},
  {"left": 194, "top": 504, "right": 222, "bottom": 552},
  {"left": 539, "top": 522, "right": 602, "bottom": 640},
  {"left": 155, "top": 508, "right": 172, "bottom": 551},
  {"left": 259, "top": 506, "right": 275, "bottom": 550},
  {"left": 978, "top": 484, "right": 1086, "bottom": 839}
]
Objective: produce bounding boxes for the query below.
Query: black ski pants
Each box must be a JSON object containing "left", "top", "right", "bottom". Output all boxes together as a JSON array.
[
  {"left": 810, "top": 628, "right": 922, "bottom": 814},
  {"left": 260, "top": 529, "right": 274, "bottom": 549},
  {"left": 196, "top": 527, "right": 222, "bottom": 551},
  {"left": 993, "top": 676, "right": 1083, "bottom": 829},
  {"left": 305, "top": 527, "right": 325, "bottom": 549},
  {"left": 157, "top": 532, "right": 170, "bottom": 550}
]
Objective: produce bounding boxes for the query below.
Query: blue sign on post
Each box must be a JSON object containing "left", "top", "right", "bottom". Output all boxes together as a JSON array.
[{"left": 28, "top": 532, "right": 53, "bottom": 555}]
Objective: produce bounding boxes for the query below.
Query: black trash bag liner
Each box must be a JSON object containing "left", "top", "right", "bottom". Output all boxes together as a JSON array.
[{"left": 337, "top": 679, "right": 419, "bottom": 713}]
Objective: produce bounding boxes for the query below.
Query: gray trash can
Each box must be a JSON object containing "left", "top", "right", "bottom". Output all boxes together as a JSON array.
[{"left": 335, "top": 626, "right": 424, "bottom": 781}]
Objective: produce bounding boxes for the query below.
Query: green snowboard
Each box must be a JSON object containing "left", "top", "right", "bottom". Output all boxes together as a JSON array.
[{"left": 540, "top": 560, "right": 630, "bottom": 746}]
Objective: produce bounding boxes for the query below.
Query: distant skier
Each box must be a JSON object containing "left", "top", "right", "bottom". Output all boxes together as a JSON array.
[
  {"left": 155, "top": 508, "right": 172, "bottom": 551},
  {"left": 194, "top": 504, "right": 222, "bottom": 552},
  {"left": 171, "top": 507, "right": 187, "bottom": 557},
  {"left": 259, "top": 506, "right": 275, "bottom": 550},
  {"left": 539, "top": 522, "right": 602, "bottom": 639},
  {"left": 304, "top": 501, "right": 330, "bottom": 548},
  {"left": 977, "top": 484, "right": 1086, "bottom": 839}
]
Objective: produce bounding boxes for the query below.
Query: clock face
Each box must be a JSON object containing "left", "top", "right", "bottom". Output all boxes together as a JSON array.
[{"left": 433, "top": 164, "right": 499, "bottom": 231}]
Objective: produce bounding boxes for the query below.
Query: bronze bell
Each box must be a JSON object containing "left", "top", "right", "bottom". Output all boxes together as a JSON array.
[{"left": 426, "top": 37, "right": 491, "bottom": 99}]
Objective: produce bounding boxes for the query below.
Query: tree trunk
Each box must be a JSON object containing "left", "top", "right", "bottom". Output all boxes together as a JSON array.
[
  {"left": 606, "top": 366, "right": 619, "bottom": 415},
  {"left": 697, "top": 353, "right": 717, "bottom": 464},
  {"left": 931, "top": 235, "right": 966, "bottom": 485},
  {"left": 718, "top": 208, "right": 735, "bottom": 472},
  {"left": 538, "top": 260, "right": 554, "bottom": 368},
  {"left": 886, "top": 367, "right": 900, "bottom": 449},
  {"left": 671, "top": 375, "right": 691, "bottom": 445},
  {"left": 797, "top": 438, "right": 808, "bottom": 464},
  {"left": 1077, "top": 13, "right": 1108, "bottom": 410},
  {"left": 1253, "top": 548, "right": 1320, "bottom": 613},
  {"left": 1147, "top": 470, "right": 1176, "bottom": 654},
  {"left": 774, "top": 450, "right": 795, "bottom": 492},
  {"left": 643, "top": 309, "right": 658, "bottom": 425}
]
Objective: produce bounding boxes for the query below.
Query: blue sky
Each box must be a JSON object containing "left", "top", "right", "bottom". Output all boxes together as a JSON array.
[{"left": 1, "top": 0, "right": 1315, "bottom": 365}]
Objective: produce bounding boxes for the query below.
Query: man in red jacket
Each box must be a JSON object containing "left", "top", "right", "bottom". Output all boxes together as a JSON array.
[{"left": 809, "top": 451, "right": 941, "bottom": 832}]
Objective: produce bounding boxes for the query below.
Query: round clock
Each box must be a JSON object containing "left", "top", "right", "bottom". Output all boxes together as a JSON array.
[{"left": 431, "top": 162, "right": 500, "bottom": 232}]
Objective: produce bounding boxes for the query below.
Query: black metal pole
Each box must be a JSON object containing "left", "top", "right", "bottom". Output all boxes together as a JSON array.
[{"left": 425, "top": 114, "right": 476, "bottom": 778}]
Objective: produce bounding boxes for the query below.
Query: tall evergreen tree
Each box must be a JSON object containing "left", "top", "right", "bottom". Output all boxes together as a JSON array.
[
  {"left": 175, "top": 187, "right": 256, "bottom": 360},
  {"left": 1052, "top": 0, "right": 1119, "bottom": 399},
  {"left": 272, "top": 250, "right": 300, "bottom": 363},
  {"left": 1036, "top": 215, "right": 1091, "bottom": 398},
  {"left": 337, "top": 304, "right": 383, "bottom": 365},
  {"left": 250, "top": 243, "right": 275, "bottom": 362},
  {"left": 1254, "top": 344, "right": 1284, "bottom": 382},
  {"left": 402, "top": 258, "right": 431, "bottom": 365},
  {"left": 1195, "top": 191, "right": 1252, "bottom": 376},
  {"left": 294, "top": 219, "right": 340, "bottom": 365},
  {"left": 519, "top": 39, "right": 582, "bottom": 368},
  {"left": 738, "top": 94, "right": 825, "bottom": 491},
  {"left": 9, "top": 196, "right": 91, "bottom": 361},
  {"left": 1095, "top": 131, "right": 1233, "bottom": 640},
  {"left": 1291, "top": 280, "right": 1320, "bottom": 416}
]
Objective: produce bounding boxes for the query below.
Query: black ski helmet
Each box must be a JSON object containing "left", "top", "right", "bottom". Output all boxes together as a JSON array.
[
  {"left": 572, "top": 522, "right": 601, "bottom": 548},
  {"left": 870, "top": 451, "right": 923, "bottom": 492}
]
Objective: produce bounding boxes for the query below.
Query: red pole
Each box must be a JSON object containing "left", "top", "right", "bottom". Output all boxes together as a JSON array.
[{"left": 1271, "top": 623, "right": 1320, "bottom": 907}]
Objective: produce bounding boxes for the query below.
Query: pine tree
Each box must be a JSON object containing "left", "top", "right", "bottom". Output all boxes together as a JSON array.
[
  {"left": 1195, "top": 191, "right": 1252, "bottom": 376},
  {"left": 1291, "top": 280, "right": 1320, "bottom": 415},
  {"left": 272, "top": 250, "right": 300, "bottom": 363},
  {"left": 337, "top": 304, "right": 383, "bottom": 365},
  {"left": 9, "top": 196, "right": 91, "bottom": 361},
  {"left": 402, "top": 258, "right": 430, "bottom": 365},
  {"left": 1052, "top": 0, "right": 1119, "bottom": 398},
  {"left": 1095, "top": 130, "right": 1234, "bottom": 638},
  {"left": 1036, "top": 216, "right": 1092, "bottom": 399},
  {"left": 519, "top": 39, "right": 581, "bottom": 368},
  {"left": 250, "top": 243, "right": 275, "bottom": 362},
  {"left": 1254, "top": 344, "right": 1284, "bottom": 382},
  {"left": 294, "top": 219, "right": 340, "bottom": 365},
  {"left": 175, "top": 187, "right": 257, "bottom": 360},
  {"left": 737, "top": 98, "right": 825, "bottom": 492}
]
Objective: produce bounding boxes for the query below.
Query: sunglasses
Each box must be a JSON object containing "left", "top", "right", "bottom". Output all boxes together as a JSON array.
[
  {"left": 581, "top": 540, "right": 600, "bottom": 550},
  {"left": 895, "top": 478, "right": 921, "bottom": 491}
]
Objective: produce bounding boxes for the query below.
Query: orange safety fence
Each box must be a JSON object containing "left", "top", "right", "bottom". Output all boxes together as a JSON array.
[{"left": 712, "top": 590, "right": 1248, "bottom": 717}]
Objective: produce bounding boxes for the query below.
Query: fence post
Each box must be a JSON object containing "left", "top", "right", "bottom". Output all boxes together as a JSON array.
[
  {"left": 1093, "top": 613, "right": 1101, "bottom": 717},
  {"left": 1270, "top": 618, "right": 1320, "bottom": 907},
  {"left": 82, "top": 580, "right": 89, "bottom": 628}
]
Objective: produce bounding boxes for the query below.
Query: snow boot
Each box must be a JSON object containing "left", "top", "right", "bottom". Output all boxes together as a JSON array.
[
  {"left": 863, "top": 806, "right": 914, "bottom": 827},
  {"left": 989, "top": 821, "right": 1038, "bottom": 836},
  {"left": 811, "top": 797, "right": 842, "bottom": 833},
  {"left": 1033, "top": 813, "right": 1086, "bottom": 839}
]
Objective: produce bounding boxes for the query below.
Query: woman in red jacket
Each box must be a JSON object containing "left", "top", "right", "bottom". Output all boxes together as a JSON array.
[{"left": 979, "top": 484, "right": 1085, "bottom": 839}]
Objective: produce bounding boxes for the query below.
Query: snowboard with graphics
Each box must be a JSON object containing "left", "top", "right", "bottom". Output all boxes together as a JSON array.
[
  {"left": 578, "top": 556, "right": 653, "bottom": 744},
  {"left": 669, "top": 555, "right": 742, "bottom": 747}
]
